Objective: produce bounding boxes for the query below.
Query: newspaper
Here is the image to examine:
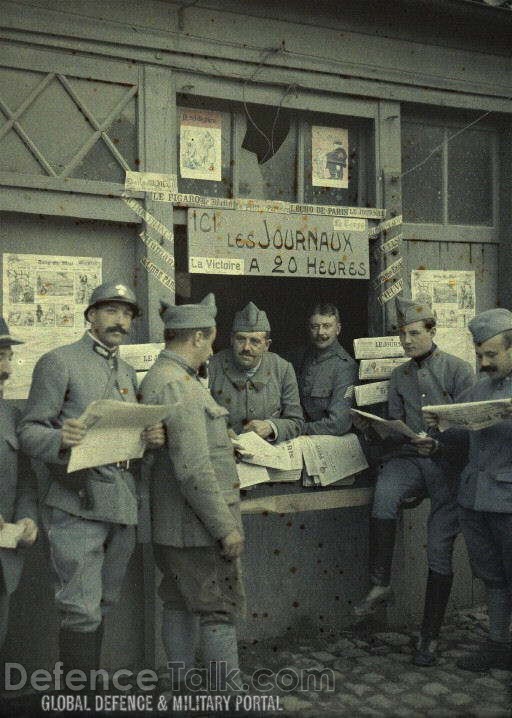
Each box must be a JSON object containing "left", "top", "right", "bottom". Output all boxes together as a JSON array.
[
  {"left": 354, "top": 381, "right": 390, "bottom": 407},
  {"left": 353, "top": 336, "right": 404, "bottom": 359},
  {"left": 68, "top": 400, "right": 172, "bottom": 472},
  {"left": 234, "top": 432, "right": 303, "bottom": 471},
  {"left": 299, "top": 433, "right": 368, "bottom": 487},
  {"left": 359, "top": 357, "right": 409, "bottom": 381},
  {"left": 350, "top": 409, "right": 421, "bottom": 440},
  {"left": 236, "top": 462, "right": 270, "bottom": 489},
  {"left": 240, "top": 487, "right": 373, "bottom": 515},
  {"left": 422, "top": 399, "right": 512, "bottom": 431},
  {"left": 0, "top": 523, "right": 26, "bottom": 549}
]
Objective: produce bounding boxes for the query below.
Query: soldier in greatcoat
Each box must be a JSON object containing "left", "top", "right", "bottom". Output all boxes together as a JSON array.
[
  {"left": 140, "top": 294, "right": 245, "bottom": 693},
  {"left": 208, "top": 302, "right": 303, "bottom": 442},
  {"left": 0, "top": 317, "right": 38, "bottom": 652},
  {"left": 17, "top": 282, "right": 164, "bottom": 682},
  {"left": 354, "top": 297, "right": 474, "bottom": 666}
]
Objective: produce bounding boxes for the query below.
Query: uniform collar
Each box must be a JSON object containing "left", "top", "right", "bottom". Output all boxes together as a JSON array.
[
  {"left": 223, "top": 350, "right": 269, "bottom": 391},
  {"left": 413, "top": 342, "right": 437, "bottom": 366},
  {"left": 160, "top": 348, "right": 198, "bottom": 377},
  {"left": 86, "top": 331, "right": 119, "bottom": 360},
  {"left": 308, "top": 339, "right": 347, "bottom": 363}
]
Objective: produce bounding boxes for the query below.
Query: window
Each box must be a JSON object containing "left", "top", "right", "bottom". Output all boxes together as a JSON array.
[{"left": 402, "top": 114, "right": 496, "bottom": 227}]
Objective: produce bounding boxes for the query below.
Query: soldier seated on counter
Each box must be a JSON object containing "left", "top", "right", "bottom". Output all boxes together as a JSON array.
[{"left": 208, "top": 302, "right": 303, "bottom": 442}]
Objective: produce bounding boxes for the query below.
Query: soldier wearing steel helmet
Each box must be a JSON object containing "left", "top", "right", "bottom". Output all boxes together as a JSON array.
[{"left": 18, "top": 281, "right": 165, "bottom": 684}]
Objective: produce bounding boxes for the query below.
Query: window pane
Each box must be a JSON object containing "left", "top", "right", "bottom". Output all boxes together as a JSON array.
[
  {"left": 448, "top": 129, "right": 493, "bottom": 225},
  {"left": 402, "top": 123, "right": 444, "bottom": 223}
]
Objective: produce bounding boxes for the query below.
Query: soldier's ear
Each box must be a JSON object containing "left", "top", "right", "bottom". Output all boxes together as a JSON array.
[{"left": 336, "top": 323, "right": 341, "bottom": 336}]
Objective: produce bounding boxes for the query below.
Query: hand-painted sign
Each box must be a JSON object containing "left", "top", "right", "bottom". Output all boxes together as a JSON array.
[{"left": 187, "top": 208, "right": 369, "bottom": 280}]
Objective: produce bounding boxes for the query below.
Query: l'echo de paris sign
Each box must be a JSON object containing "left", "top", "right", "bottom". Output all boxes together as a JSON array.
[{"left": 187, "top": 208, "right": 369, "bottom": 280}]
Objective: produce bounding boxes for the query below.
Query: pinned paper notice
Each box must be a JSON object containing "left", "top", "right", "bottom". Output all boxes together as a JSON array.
[
  {"left": 378, "top": 278, "right": 404, "bottom": 306},
  {"left": 333, "top": 218, "right": 367, "bottom": 232},
  {"left": 125, "top": 171, "right": 177, "bottom": 194}
]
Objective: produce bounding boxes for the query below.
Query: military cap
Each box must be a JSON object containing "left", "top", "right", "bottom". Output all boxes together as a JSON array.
[
  {"left": 84, "top": 281, "right": 141, "bottom": 319},
  {"left": 468, "top": 308, "right": 512, "bottom": 344},
  {"left": 232, "top": 302, "right": 270, "bottom": 333},
  {"left": 395, "top": 297, "right": 435, "bottom": 327},
  {"left": 0, "top": 316, "right": 23, "bottom": 347},
  {"left": 160, "top": 293, "right": 217, "bottom": 329}
]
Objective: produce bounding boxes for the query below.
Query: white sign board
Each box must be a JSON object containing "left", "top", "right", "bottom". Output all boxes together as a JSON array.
[
  {"left": 354, "top": 381, "right": 390, "bottom": 406},
  {"left": 187, "top": 208, "right": 369, "bottom": 280},
  {"left": 354, "top": 336, "right": 404, "bottom": 359},
  {"left": 359, "top": 357, "right": 409, "bottom": 381}
]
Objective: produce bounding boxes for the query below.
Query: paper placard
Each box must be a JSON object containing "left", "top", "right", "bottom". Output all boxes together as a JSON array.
[
  {"left": 353, "top": 337, "right": 404, "bottom": 359},
  {"left": 140, "top": 257, "right": 175, "bottom": 291},
  {"left": 333, "top": 218, "right": 367, "bottom": 232},
  {"left": 359, "top": 357, "right": 409, "bottom": 381},
  {"left": 122, "top": 197, "right": 174, "bottom": 242},
  {"left": 187, "top": 208, "right": 369, "bottom": 280},
  {"left": 119, "top": 343, "right": 164, "bottom": 372},
  {"left": 189, "top": 257, "right": 244, "bottom": 275},
  {"left": 374, "top": 257, "right": 403, "bottom": 286},
  {"left": 354, "top": 381, "right": 390, "bottom": 406},
  {"left": 378, "top": 278, "right": 404, "bottom": 305},
  {"left": 125, "top": 171, "right": 177, "bottom": 194},
  {"left": 380, "top": 234, "right": 402, "bottom": 254}
]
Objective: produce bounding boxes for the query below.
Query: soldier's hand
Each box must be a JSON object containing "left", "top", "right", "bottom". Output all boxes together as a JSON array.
[
  {"left": 423, "top": 411, "right": 440, "bottom": 428},
  {"left": 142, "top": 422, "right": 166, "bottom": 449},
  {"left": 220, "top": 529, "right": 244, "bottom": 560},
  {"left": 60, "top": 418, "right": 87, "bottom": 449},
  {"left": 243, "top": 420, "right": 273, "bottom": 439},
  {"left": 410, "top": 435, "right": 438, "bottom": 456},
  {"left": 16, "top": 518, "right": 38, "bottom": 546}
]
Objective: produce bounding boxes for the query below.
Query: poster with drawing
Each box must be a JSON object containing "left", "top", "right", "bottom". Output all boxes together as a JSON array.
[
  {"left": 411, "top": 269, "right": 476, "bottom": 366},
  {"left": 2, "top": 253, "right": 102, "bottom": 399},
  {"left": 179, "top": 108, "right": 222, "bottom": 182},
  {"left": 311, "top": 125, "right": 349, "bottom": 189}
]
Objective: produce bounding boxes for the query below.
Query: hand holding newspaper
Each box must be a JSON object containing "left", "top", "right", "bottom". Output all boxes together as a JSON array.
[
  {"left": 422, "top": 398, "right": 512, "bottom": 431},
  {"left": 350, "top": 408, "right": 421, "bottom": 440},
  {"left": 68, "top": 399, "right": 173, "bottom": 472}
]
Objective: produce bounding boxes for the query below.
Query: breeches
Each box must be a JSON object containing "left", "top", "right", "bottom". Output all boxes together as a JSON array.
[
  {"left": 44, "top": 507, "right": 136, "bottom": 632},
  {"left": 459, "top": 507, "right": 512, "bottom": 590},
  {"left": 154, "top": 543, "right": 246, "bottom": 623},
  {"left": 372, "top": 456, "right": 459, "bottom": 575}
]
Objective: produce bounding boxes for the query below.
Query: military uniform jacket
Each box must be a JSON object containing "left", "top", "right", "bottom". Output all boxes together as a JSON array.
[
  {"left": 140, "top": 349, "right": 241, "bottom": 547},
  {"left": 18, "top": 333, "right": 139, "bottom": 525},
  {"left": 0, "top": 402, "right": 37, "bottom": 594},
  {"left": 388, "top": 347, "right": 474, "bottom": 433},
  {"left": 208, "top": 349, "right": 303, "bottom": 441},
  {"left": 453, "top": 374, "right": 512, "bottom": 513},
  {"left": 294, "top": 340, "right": 358, "bottom": 436}
]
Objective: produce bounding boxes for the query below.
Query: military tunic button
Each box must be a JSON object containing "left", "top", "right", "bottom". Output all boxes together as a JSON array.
[{"left": 249, "top": 408, "right": 255, "bottom": 413}]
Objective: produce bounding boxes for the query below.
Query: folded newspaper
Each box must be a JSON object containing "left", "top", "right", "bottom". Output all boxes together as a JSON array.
[
  {"left": 350, "top": 408, "right": 421, "bottom": 440},
  {"left": 422, "top": 398, "right": 512, "bottom": 431}
]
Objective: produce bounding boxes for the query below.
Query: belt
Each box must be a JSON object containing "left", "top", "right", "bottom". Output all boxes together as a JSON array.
[{"left": 115, "top": 460, "right": 131, "bottom": 470}]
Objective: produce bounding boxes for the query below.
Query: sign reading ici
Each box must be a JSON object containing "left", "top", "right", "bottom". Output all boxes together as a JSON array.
[{"left": 187, "top": 208, "right": 369, "bottom": 279}]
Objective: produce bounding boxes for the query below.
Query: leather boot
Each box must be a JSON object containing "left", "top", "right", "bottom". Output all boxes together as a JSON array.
[
  {"left": 413, "top": 571, "right": 453, "bottom": 667},
  {"left": 59, "top": 629, "right": 98, "bottom": 692},
  {"left": 354, "top": 518, "right": 396, "bottom": 618}
]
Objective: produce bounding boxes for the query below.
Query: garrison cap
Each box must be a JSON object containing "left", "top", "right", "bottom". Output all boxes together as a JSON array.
[
  {"left": 0, "top": 316, "right": 23, "bottom": 347},
  {"left": 160, "top": 293, "right": 217, "bottom": 330},
  {"left": 395, "top": 297, "right": 435, "bottom": 327},
  {"left": 85, "top": 281, "right": 141, "bottom": 319},
  {"left": 468, "top": 308, "right": 512, "bottom": 344},
  {"left": 232, "top": 302, "right": 271, "bottom": 333}
]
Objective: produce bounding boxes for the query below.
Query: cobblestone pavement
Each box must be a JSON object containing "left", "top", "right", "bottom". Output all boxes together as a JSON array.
[
  {"left": 235, "top": 606, "right": 512, "bottom": 718},
  {"left": 1, "top": 607, "right": 510, "bottom": 717}
]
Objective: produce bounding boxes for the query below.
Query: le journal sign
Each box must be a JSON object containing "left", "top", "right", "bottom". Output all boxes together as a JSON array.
[{"left": 187, "top": 209, "right": 369, "bottom": 280}]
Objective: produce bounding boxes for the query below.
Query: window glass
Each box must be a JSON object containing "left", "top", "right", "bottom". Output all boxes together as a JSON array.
[
  {"left": 402, "top": 123, "right": 444, "bottom": 223},
  {"left": 448, "top": 129, "right": 493, "bottom": 225}
]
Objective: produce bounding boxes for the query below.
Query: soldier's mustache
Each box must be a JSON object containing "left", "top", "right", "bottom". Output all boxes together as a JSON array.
[
  {"left": 480, "top": 366, "right": 495, "bottom": 372},
  {"left": 107, "top": 325, "right": 128, "bottom": 335},
  {"left": 0, "top": 372, "right": 9, "bottom": 381}
]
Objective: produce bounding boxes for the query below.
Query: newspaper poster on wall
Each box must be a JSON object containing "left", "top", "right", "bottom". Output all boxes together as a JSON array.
[
  {"left": 2, "top": 253, "right": 102, "bottom": 399},
  {"left": 311, "top": 126, "right": 349, "bottom": 189},
  {"left": 179, "top": 108, "right": 222, "bottom": 182},
  {"left": 411, "top": 269, "right": 476, "bottom": 365}
]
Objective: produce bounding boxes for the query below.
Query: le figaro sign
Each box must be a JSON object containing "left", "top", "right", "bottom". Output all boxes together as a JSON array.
[{"left": 187, "top": 208, "right": 369, "bottom": 280}]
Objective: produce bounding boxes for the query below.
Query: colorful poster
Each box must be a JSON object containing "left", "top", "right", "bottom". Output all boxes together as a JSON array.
[
  {"left": 179, "top": 108, "right": 222, "bottom": 182},
  {"left": 311, "top": 126, "right": 349, "bottom": 189},
  {"left": 2, "top": 253, "right": 102, "bottom": 399}
]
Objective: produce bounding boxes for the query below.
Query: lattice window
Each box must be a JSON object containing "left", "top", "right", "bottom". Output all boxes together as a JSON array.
[{"left": 0, "top": 67, "right": 138, "bottom": 183}]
